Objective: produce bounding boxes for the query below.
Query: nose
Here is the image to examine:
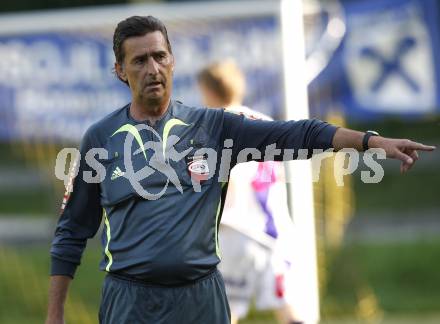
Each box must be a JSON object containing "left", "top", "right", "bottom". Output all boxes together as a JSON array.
[{"left": 146, "top": 56, "right": 159, "bottom": 75}]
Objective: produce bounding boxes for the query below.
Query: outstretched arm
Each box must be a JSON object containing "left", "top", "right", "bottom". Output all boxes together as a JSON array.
[
  {"left": 332, "top": 128, "right": 436, "bottom": 173},
  {"left": 220, "top": 110, "right": 436, "bottom": 172}
]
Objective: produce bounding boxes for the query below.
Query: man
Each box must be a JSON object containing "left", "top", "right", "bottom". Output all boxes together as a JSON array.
[
  {"left": 198, "top": 60, "right": 301, "bottom": 324},
  {"left": 46, "top": 15, "right": 435, "bottom": 324}
]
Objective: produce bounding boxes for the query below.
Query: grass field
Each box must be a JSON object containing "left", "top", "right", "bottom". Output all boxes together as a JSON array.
[
  {"left": 322, "top": 239, "right": 440, "bottom": 316},
  {"left": 1, "top": 238, "right": 440, "bottom": 324}
]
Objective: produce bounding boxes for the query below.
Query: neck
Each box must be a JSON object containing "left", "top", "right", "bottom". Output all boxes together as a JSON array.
[{"left": 130, "top": 97, "right": 170, "bottom": 123}]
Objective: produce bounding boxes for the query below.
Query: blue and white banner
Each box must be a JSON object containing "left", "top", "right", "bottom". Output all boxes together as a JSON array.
[
  {"left": 0, "top": 32, "right": 129, "bottom": 141},
  {"left": 0, "top": 15, "right": 282, "bottom": 141},
  {"left": 310, "top": 0, "right": 440, "bottom": 119},
  {"left": 3, "top": 0, "right": 436, "bottom": 140}
]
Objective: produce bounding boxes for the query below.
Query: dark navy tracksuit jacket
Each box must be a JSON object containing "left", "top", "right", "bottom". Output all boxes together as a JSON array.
[{"left": 50, "top": 100, "right": 337, "bottom": 320}]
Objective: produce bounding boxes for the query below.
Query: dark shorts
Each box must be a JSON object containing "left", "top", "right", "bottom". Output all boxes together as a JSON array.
[{"left": 99, "top": 269, "right": 231, "bottom": 324}]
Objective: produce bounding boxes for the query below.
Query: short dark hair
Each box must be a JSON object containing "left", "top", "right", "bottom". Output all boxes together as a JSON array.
[{"left": 113, "top": 15, "right": 172, "bottom": 65}]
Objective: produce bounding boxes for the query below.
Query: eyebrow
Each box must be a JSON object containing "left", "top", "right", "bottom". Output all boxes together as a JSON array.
[{"left": 131, "top": 50, "right": 168, "bottom": 63}]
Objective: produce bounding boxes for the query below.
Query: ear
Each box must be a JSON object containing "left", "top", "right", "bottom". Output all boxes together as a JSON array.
[{"left": 115, "top": 62, "right": 128, "bottom": 82}]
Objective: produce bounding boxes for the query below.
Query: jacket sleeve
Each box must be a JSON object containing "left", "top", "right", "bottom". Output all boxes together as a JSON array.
[
  {"left": 221, "top": 111, "right": 338, "bottom": 165},
  {"left": 50, "top": 128, "right": 103, "bottom": 278}
]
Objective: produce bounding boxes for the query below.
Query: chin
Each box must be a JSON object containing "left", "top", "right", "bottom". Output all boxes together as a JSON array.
[
  {"left": 145, "top": 96, "right": 163, "bottom": 106},
  {"left": 141, "top": 90, "right": 160, "bottom": 100}
]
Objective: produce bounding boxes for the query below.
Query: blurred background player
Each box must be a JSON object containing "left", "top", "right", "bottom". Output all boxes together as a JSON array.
[{"left": 198, "top": 60, "right": 303, "bottom": 324}]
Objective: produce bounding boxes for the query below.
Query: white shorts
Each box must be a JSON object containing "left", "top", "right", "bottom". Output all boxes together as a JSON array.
[{"left": 218, "top": 225, "right": 293, "bottom": 319}]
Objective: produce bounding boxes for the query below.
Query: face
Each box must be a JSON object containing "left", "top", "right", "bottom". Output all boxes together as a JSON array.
[{"left": 116, "top": 31, "right": 174, "bottom": 107}]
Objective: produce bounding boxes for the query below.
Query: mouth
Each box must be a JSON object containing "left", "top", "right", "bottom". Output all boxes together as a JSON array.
[{"left": 145, "top": 80, "right": 163, "bottom": 89}]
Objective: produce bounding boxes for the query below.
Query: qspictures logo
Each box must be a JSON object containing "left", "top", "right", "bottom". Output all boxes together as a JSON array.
[{"left": 54, "top": 125, "right": 386, "bottom": 200}]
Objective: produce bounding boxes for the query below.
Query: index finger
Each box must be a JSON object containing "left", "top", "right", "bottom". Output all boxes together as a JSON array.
[{"left": 406, "top": 141, "right": 436, "bottom": 151}]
